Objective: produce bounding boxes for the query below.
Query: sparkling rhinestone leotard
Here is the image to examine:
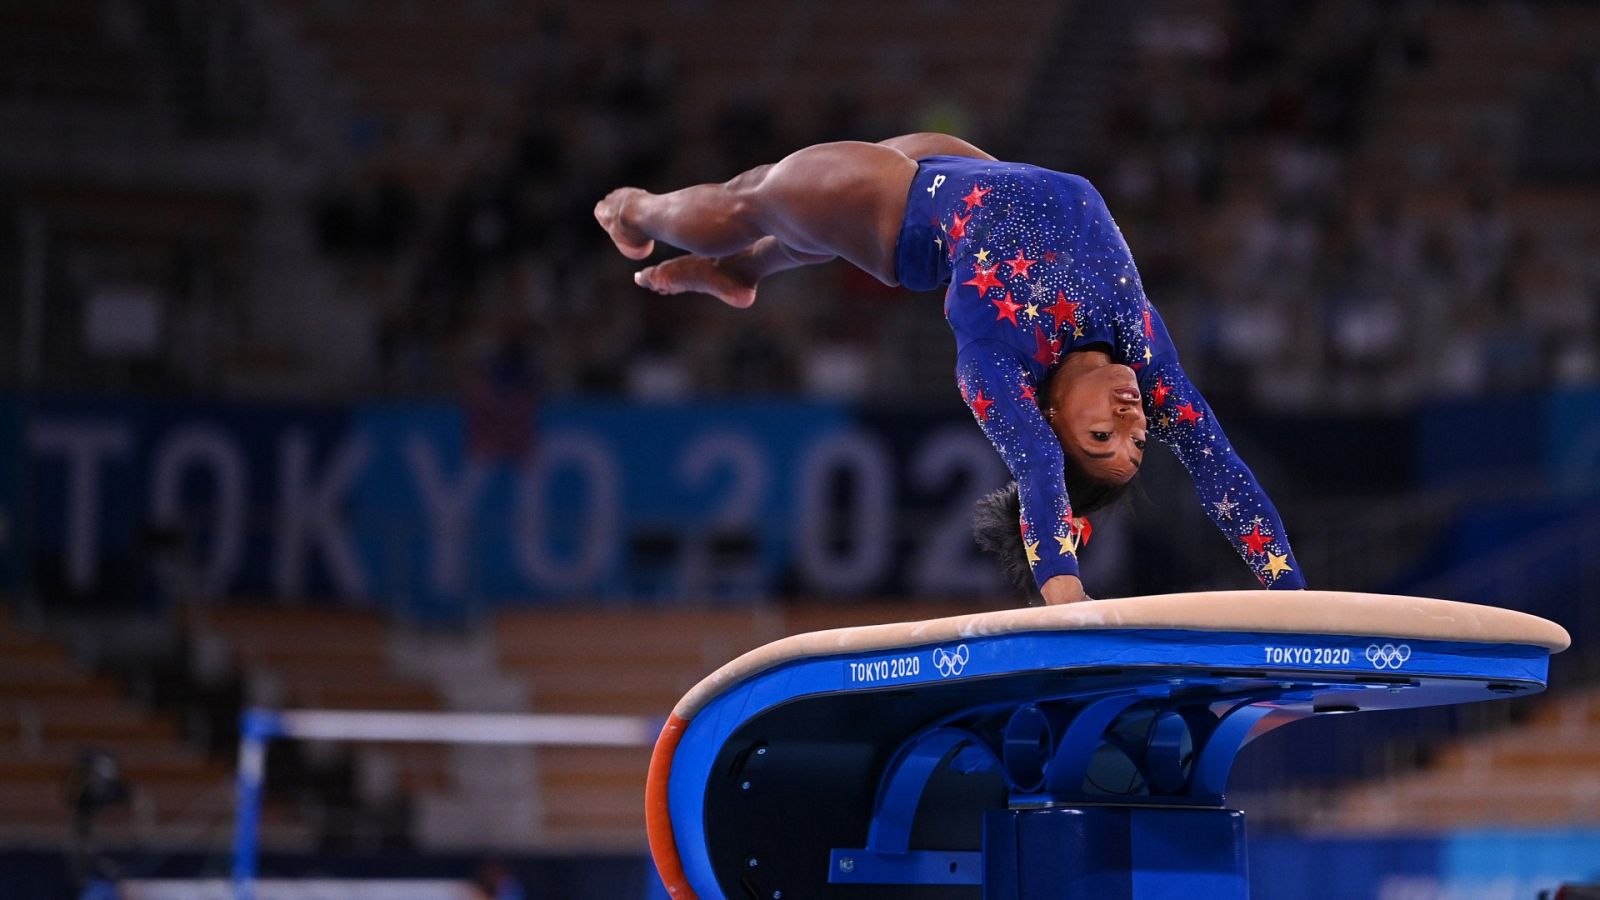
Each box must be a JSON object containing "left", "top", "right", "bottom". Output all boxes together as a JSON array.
[{"left": 895, "top": 155, "right": 1305, "bottom": 592}]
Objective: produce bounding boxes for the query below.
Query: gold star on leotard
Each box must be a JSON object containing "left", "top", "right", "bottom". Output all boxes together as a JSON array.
[
  {"left": 1025, "top": 303, "right": 1039, "bottom": 318},
  {"left": 1025, "top": 540, "right": 1040, "bottom": 567},
  {"left": 975, "top": 248, "right": 992, "bottom": 264},
  {"left": 1143, "top": 346, "right": 1153, "bottom": 364},
  {"left": 1055, "top": 535, "right": 1077, "bottom": 557},
  {"left": 1263, "top": 552, "right": 1293, "bottom": 580}
]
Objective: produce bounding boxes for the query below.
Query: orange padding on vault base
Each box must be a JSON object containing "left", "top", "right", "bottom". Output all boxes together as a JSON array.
[{"left": 646, "top": 714, "right": 695, "bottom": 899}]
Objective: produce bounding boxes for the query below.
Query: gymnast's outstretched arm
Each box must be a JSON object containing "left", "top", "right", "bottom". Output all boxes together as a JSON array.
[
  {"left": 1141, "top": 355, "right": 1307, "bottom": 589},
  {"left": 958, "top": 340, "right": 1091, "bottom": 604}
]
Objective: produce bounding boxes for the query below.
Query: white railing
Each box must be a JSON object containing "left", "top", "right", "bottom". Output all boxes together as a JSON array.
[{"left": 230, "top": 708, "right": 658, "bottom": 900}]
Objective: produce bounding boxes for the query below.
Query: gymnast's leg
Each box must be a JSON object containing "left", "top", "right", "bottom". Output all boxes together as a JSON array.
[
  {"left": 594, "top": 141, "right": 917, "bottom": 282},
  {"left": 626, "top": 237, "right": 830, "bottom": 308}
]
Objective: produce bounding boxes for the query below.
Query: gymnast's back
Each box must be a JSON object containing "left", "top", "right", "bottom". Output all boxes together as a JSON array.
[{"left": 895, "top": 154, "right": 1166, "bottom": 379}]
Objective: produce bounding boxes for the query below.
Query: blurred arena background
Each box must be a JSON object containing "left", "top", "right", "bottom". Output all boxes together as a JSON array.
[{"left": 0, "top": 0, "right": 1598, "bottom": 897}]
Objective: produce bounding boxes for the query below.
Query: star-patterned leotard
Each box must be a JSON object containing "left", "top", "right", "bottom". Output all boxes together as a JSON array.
[{"left": 894, "top": 155, "right": 1305, "bottom": 592}]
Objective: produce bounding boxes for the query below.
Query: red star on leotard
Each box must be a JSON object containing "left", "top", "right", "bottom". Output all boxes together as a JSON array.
[
  {"left": 1176, "top": 402, "right": 1204, "bottom": 426},
  {"left": 964, "top": 263, "right": 1002, "bottom": 296},
  {"left": 1045, "top": 291, "right": 1080, "bottom": 327},
  {"left": 1143, "top": 306, "right": 1154, "bottom": 339},
  {"left": 1019, "top": 381, "right": 1036, "bottom": 403},
  {"left": 961, "top": 184, "right": 990, "bottom": 211},
  {"left": 1032, "top": 324, "right": 1061, "bottom": 365},
  {"left": 1241, "top": 522, "right": 1272, "bottom": 555},
  {"left": 969, "top": 390, "right": 995, "bottom": 422},
  {"left": 1005, "top": 252, "right": 1037, "bottom": 279},
  {"left": 991, "top": 290, "right": 1022, "bottom": 325},
  {"left": 1043, "top": 250, "right": 1058, "bottom": 264},
  {"left": 1150, "top": 378, "right": 1172, "bottom": 407},
  {"left": 949, "top": 210, "right": 972, "bottom": 241}
]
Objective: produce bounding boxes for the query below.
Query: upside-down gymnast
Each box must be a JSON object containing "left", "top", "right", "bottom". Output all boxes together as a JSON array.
[{"left": 595, "top": 133, "right": 1305, "bottom": 605}]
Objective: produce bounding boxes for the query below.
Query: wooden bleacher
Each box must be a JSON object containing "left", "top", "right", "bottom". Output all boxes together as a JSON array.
[
  {"left": 495, "top": 601, "right": 981, "bottom": 848},
  {"left": 0, "top": 604, "right": 308, "bottom": 850},
  {"left": 1328, "top": 686, "right": 1600, "bottom": 831},
  {"left": 201, "top": 605, "right": 457, "bottom": 826},
  {"left": 206, "top": 607, "right": 446, "bottom": 712}
]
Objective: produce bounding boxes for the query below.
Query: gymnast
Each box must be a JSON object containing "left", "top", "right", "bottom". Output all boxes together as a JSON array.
[{"left": 595, "top": 133, "right": 1305, "bottom": 604}]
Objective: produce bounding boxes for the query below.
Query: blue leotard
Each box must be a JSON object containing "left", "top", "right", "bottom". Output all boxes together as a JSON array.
[{"left": 895, "top": 155, "right": 1306, "bottom": 592}]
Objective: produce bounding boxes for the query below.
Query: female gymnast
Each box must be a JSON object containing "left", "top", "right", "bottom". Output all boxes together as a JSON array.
[{"left": 595, "top": 133, "right": 1304, "bottom": 604}]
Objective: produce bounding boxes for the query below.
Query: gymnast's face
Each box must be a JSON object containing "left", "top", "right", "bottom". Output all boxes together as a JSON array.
[{"left": 1047, "top": 361, "right": 1147, "bottom": 484}]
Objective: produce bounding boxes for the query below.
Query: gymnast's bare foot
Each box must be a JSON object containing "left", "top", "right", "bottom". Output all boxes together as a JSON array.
[
  {"left": 594, "top": 188, "right": 656, "bottom": 260},
  {"left": 635, "top": 255, "right": 758, "bottom": 309}
]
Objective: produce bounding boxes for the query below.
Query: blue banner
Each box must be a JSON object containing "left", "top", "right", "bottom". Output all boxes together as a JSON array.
[
  {"left": 1251, "top": 834, "right": 1441, "bottom": 900},
  {"left": 15, "top": 389, "right": 1591, "bottom": 614},
  {"left": 1549, "top": 386, "right": 1600, "bottom": 492},
  {"left": 1415, "top": 385, "right": 1600, "bottom": 491},
  {"left": 346, "top": 400, "right": 867, "bottom": 612},
  {"left": 7, "top": 396, "right": 1016, "bottom": 613},
  {"left": 19, "top": 396, "right": 354, "bottom": 610},
  {"left": 343, "top": 399, "right": 1013, "bottom": 608},
  {"left": 1251, "top": 830, "right": 1600, "bottom": 900}
]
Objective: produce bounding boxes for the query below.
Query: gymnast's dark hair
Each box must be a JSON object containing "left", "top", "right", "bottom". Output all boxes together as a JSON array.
[{"left": 972, "top": 461, "right": 1133, "bottom": 599}]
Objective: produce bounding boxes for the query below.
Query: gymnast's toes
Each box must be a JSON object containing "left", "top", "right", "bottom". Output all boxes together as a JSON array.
[
  {"left": 595, "top": 189, "right": 655, "bottom": 260},
  {"left": 633, "top": 267, "right": 663, "bottom": 293},
  {"left": 635, "top": 257, "right": 756, "bottom": 308}
]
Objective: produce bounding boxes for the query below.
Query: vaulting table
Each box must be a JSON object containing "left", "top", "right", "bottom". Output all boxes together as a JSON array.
[{"left": 646, "top": 591, "right": 1571, "bottom": 899}]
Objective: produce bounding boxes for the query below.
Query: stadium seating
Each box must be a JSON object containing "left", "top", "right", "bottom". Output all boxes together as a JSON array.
[
  {"left": 0, "top": 604, "right": 309, "bottom": 850},
  {"left": 1329, "top": 689, "right": 1600, "bottom": 830},
  {"left": 0, "top": 0, "right": 151, "bottom": 108},
  {"left": 494, "top": 601, "right": 978, "bottom": 846}
]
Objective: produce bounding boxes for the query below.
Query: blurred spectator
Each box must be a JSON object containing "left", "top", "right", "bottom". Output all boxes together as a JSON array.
[{"left": 8, "top": 0, "right": 1599, "bottom": 409}]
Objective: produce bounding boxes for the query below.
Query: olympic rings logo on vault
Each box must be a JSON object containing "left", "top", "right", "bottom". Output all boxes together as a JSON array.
[
  {"left": 933, "top": 644, "right": 971, "bottom": 678},
  {"left": 1365, "top": 643, "right": 1412, "bottom": 670}
]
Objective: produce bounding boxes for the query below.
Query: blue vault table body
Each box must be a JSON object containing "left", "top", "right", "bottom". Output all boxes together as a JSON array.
[{"left": 644, "top": 591, "right": 1570, "bottom": 900}]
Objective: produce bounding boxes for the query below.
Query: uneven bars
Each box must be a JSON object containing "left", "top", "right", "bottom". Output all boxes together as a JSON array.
[
  {"left": 271, "top": 709, "right": 658, "bottom": 746},
  {"left": 233, "top": 708, "right": 659, "bottom": 900}
]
